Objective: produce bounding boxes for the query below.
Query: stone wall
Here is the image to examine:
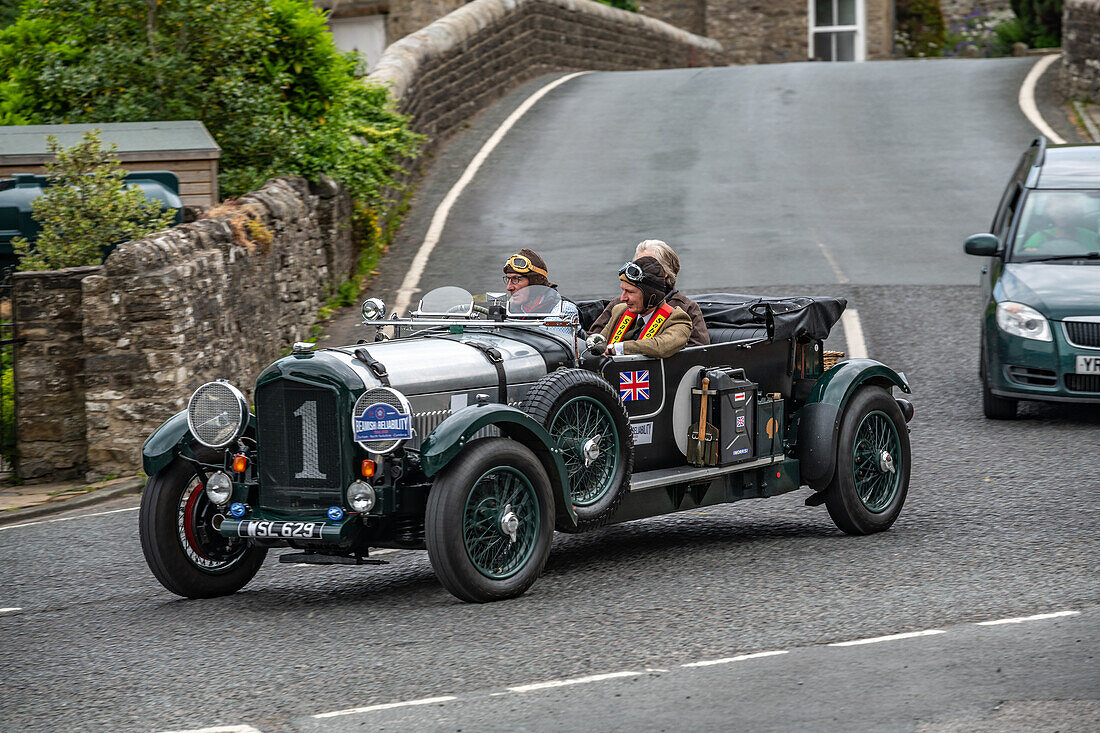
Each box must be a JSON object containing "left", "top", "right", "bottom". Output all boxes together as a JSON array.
[
  {"left": 368, "top": 0, "right": 724, "bottom": 146},
  {"left": 12, "top": 266, "right": 101, "bottom": 480},
  {"left": 1062, "top": 0, "right": 1100, "bottom": 103},
  {"left": 940, "top": 1, "right": 1012, "bottom": 23},
  {"left": 13, "top": 177, "right": 353, "bottom": 479}
]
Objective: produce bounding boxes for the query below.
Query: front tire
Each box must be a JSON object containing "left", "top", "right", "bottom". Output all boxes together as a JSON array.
[
  {"left": 425, "top": 438, "right": 555, "bottom": 603},
  {"left": 982, "top": 380, "right": 1018, "bottom": 420},
  {"left": 522, "top": 369, "right": 632, "bottom": 531},
  {"left": 824, "top": 386, "right": 910, "bottom": 535},
  {"left": 139, "top": 457, "right": 267, "bottom": 598}
]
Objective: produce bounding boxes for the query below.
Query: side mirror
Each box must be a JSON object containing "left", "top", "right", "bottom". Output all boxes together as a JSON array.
[
  {"left": 964, "top": 233, "right": 1000, "bottom": 257},
  {"left": 585, "top": 333, "right": 607, "bottom": 355}
]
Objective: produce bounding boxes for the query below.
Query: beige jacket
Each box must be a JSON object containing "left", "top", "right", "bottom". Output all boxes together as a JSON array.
[{"left": 599, "top": 303, "right": 692, "bottom": 359}]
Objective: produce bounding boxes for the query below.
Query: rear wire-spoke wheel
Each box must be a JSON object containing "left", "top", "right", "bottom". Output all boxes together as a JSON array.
[
  {"left": 426, "top": 439, "right": 554, "bottom": 602},
  {"left": 140, "top": 457, "right": 266, "bottom": 598},
  {"left": 522, "top": 369, "right": 632, "bottom": 531},
  {"left": 824, "top": 386, "right": 910, "bottom": 535}
]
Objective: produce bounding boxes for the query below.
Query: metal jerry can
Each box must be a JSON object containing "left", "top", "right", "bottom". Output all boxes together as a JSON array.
[{"left": 705, "top": 367, "right": 757, "bottom": 465}]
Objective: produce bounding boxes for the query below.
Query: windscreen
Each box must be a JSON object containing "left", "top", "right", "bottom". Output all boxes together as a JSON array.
[
  {"left": 1011, "top": 190, "right": 1100, "bottom": 262},
  {"left": 417, "top": 286, "right": 475, "bottom": 315}
]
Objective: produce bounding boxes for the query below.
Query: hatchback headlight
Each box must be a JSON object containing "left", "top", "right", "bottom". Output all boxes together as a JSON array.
[
  {"left": 996, "top": 302, "right": 1052, "bottom": 342},
  {"left": 188, "top": 381, "right": 249, "bottom": 448}
]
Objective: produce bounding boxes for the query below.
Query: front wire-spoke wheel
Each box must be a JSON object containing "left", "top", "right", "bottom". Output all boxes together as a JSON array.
[
  {"left": 522, "top": 369, "right": 632, "bottom": 530},
  {"left": 140, "top": 457, "right": 266, "bottom": 598},
  {"left": 426, "top": 438, "right": 554, "bottom": 602},
  {"left": 824, "top": 386, "right": 911, "bottom": 535}
]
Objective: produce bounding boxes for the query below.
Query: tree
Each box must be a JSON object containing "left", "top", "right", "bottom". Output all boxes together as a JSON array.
[
  {"left": 12, "top": 130, "right": 177, "bottom": 271},
  {"left": 0, "top": 0, "right": 420, "bottom": 202}
]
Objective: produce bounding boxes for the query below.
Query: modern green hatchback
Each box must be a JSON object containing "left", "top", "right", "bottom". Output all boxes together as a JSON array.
[
  {"left": 968, "top": 137, "right": 1100, "bottom": 416},
  {"left": 964, "top": 137, "right": 1100, "bottom": 419}
]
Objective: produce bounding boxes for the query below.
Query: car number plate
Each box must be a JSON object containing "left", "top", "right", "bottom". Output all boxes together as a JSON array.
[
  {"left": 236, "top": 520, "right": 325, "bottom": 540},
  {"left": 1075, "top": 355, "right": 1100, "bottom": 375}
]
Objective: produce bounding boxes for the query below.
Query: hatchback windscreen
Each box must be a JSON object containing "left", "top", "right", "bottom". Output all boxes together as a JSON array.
[{"left": 1011, "top": 190, "right": 1100, "bottom": 263}]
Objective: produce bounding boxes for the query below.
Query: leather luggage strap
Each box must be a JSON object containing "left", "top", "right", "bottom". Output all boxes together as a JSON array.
[
  {"left": 354, "top": 347, "right": 390, "bottom": 386},
  {"left": 463, "top": 340, "right": 508, "bottom": 404}
]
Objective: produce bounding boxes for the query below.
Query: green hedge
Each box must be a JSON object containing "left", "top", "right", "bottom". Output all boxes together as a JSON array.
[{"left": 0, "top": 0, "right": 420, "bottom": 203}]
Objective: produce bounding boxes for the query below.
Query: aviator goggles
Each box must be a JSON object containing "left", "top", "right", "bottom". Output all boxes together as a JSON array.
[{"left": 505, "top": 254, "right": 548, "bottom": 278}]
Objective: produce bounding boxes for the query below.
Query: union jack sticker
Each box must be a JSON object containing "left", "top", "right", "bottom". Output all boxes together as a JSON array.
[
  {"left": 736, "top": 414, "right": 746, "bottom": 429},
  {"left": 619, "top": 370, "right": 650, "bottom": 401}
]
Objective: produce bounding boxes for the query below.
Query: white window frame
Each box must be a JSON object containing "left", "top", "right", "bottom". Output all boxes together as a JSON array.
[{"left": 808, "top": 0, "right": 865, "bottom": 62}]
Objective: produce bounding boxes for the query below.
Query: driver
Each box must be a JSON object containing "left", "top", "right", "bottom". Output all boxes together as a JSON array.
[
  {"left": 1024, "top": 196, "right": 1100, "bottom": 252},
  {"left": 502, "top": 248, "right": 579, "bottom": 332},
  {"left": 599, "top": 256, "right": 691, "bottom": 358}
]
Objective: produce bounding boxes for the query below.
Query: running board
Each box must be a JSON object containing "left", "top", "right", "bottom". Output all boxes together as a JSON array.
[
  {"left": 629, "top": 455, "right": 784, "bottom": 492},
  {"left": 279, "top": 552, "right": 388, "bottom": 566}
]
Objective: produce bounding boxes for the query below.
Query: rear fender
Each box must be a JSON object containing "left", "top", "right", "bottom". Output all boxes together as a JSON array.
[
  {"left": 141, "top": 410, "right": 256, "bottom": 476},
  {"left": 420, "top": 403, "right": 577, "bottom": 529},
  {"left": 796, "top": 359, "right": 911, "bottom": 489}
]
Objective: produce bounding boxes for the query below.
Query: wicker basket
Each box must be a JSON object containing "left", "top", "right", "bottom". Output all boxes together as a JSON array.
[{"left": 823, "top": 350, "right": 845, "bottom": 370}]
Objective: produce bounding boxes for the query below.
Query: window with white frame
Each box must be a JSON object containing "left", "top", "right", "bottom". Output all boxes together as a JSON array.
[{"left": 809, "top": 0, "right": 864, "bottom": 62}]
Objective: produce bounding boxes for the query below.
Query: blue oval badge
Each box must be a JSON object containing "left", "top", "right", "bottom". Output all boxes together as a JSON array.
[{"left": 354, "top": 402, "right": 412, "bottom": 442}]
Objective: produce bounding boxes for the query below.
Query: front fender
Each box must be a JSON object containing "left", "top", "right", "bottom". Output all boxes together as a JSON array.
[
  {"left": 141, "top": 410, "right": 256, "bottom": 476},
  {"left": 420, "top": 403, "right": 578, "bottom": 528},
  {"left": 796, "top": 359, "right": 911, "bottom": 489}
]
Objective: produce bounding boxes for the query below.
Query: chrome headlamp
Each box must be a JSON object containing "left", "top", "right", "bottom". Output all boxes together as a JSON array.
[
  {"left": 187, "top": 381, "right": 249, "bottom": 448},
  {"left": 362, "top": 297, "right": 386, "bottom": 321}
]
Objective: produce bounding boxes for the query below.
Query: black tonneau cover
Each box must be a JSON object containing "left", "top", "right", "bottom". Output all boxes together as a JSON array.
[{"left": 693, "top": 293, "right": 846, "bottom": 342}]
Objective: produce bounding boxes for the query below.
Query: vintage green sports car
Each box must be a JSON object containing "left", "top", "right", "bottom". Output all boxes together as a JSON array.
[{"left": 139, "top": 285, "right": 914, "bottom": 603}]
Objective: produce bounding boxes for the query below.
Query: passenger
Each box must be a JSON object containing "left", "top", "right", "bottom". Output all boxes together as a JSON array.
[
  {"left": 599, "top": 256, "right": 691, "bottom": 358},
  {"left": 502, "top": 249, "right": 579, "bottom": 334},
  {"left": 590, "top": 240, "right": 709, "bottom": 346},
  {"left": 1024, "top": 196, "right": 1100, "bottom": 252}
]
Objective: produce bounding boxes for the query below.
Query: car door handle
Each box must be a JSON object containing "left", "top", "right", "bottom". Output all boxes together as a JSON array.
[{"left": 980, "top": 266, "right": 989, "bottom": 274}]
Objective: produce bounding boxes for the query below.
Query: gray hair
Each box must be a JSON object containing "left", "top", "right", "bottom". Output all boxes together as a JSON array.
[{"left": 634, "top": 239, "right": 680, "bottom": 285}]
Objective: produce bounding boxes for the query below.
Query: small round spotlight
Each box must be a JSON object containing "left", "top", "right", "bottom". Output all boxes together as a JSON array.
[
  {"left": 326, "top": 506, "right": 345, "bottom": 521},
  {"left": 205, "top": 472, "right": 233, "bottom": 505},
  {"left": 346, "top": 481, "right": 377, "bottom": 513}
]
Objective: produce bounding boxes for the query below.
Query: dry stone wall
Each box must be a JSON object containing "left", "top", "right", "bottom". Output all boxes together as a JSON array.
[
  {"left": 13, "top": 177, "right": 352, "bottom": 479},
  {"left": 1062, "top": 0, "right": 1100, "bottom": 103}
]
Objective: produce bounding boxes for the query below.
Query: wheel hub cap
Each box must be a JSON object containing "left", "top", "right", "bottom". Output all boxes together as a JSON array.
[
  {"left": 878, "top": 450, "right": 895, "bottom": 474},
  {"left": 500, "top": 504, "right": 519, "bottom": 544},
  {"left": 582, "top": 435, "right": 602, "bottom": 468}
]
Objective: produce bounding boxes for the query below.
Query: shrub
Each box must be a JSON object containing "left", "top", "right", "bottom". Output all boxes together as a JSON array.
[
  {"left": 0, "top": 0, "right": 420, "bottom": 203},
  {"left": 895, "top": 0, "right": 947, "bottom": 57},
  {"left": 597, "top": 0, "right": 638, "bottom": 11},
  {"left": 1007, "top": 0, "right": 1063, "bottom": 49},
  {"left": 12, "top": 130, "right": 177, "bottom": 271},
  {"left": 944, "top": 10, "right": 1008, "bottom": 57}
]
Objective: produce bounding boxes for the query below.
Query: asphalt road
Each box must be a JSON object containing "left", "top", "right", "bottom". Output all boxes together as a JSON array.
[{"left": 2, "top": 57, "right": 1098, "bottom": 732}]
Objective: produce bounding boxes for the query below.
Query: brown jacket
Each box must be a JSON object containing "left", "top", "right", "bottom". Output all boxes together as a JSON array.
[
  {"left": 591, "top": 290, "right": 710, "bottom": 346},
  {"left": 599, "top": 302, "right": 692, "bottom": 359}
]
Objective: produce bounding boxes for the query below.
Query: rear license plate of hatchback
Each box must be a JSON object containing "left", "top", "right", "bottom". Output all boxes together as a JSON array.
[
  {"left": 1075, "top": 355, "right": 1100, "bottom": 374},
  {"left": 237, "top": 520, "right": 325, "bottom": 539}
]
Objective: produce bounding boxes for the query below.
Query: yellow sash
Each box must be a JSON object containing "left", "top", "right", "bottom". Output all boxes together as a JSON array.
[{"left": 609, "top": 303, "right": 673, "bottom": 345}]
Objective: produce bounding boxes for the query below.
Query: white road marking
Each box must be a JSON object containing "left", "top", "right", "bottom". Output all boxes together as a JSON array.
[
  {"left": 829, "top": 629, "right": 945, "bottom": 647},
  {"left": 840, "top": 308, "right": 868, "bottom": 359},
  {"left": 0, "top": 505, "right": 138, "bottom": 531},
  {"left": 815, "top": 237, "right": 849, "bottom": 284},
  {"left": 976, "top": 610, "right": 1080, "bottom": 626},
  {"left": 0, "top": 607, "right": 22, "bottom": 615},
  {"left": 1019, "top": 54, "right": 1065, "bottom": 144},
  {"left": 680, "top": 650, "right": 789, "bottom": 668},
  {"left": 508, "top": 670, "right": 645, "bottom": 693},
  {"left": 158, "top": 721, "right": 265, "bottom": 726},
  {"left": 313, "top": 695, "right": 457, "bottom": 719},
  {"left": 391, "top": 71, "right": 591, "bottom": 318}
]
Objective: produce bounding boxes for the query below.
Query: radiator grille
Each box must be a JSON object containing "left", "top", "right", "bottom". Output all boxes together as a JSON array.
[
  {"left": 1064, "top": 321, "right": 1100, "bottom": 349},
  {"left": 1065, "top": 374, "right": 1100, "bottom": 393},
  {"left": 257, "top": 380, "right": 343, "bottom": 513}
]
